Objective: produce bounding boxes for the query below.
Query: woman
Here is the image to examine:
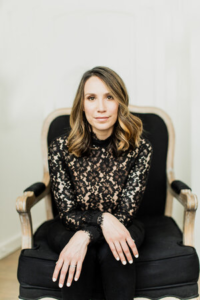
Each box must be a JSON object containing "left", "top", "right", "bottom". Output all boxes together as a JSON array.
[{"left": 47, "top": 66, "right": 153, "bottom": 300}]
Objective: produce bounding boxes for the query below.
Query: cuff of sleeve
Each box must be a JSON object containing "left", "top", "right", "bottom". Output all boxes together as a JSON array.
[
  {"left": 82, "top": 225, "right": 104, "bottom": 245},
  {"left": 89, "top": 211, "right": 104, "bottom": 226}
]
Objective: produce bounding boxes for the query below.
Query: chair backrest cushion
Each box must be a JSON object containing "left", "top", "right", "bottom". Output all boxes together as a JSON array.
[{"left": 47, "top": 112, "right": 168, "bottom": 217}]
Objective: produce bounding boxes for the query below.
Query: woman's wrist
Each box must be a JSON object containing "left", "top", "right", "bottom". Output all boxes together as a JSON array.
[
  {"left": 80, "top": 230, "right": 91, "bottom": 245},
  {"left": 100, "top": 212, "right": 110, "bottom": 229}
]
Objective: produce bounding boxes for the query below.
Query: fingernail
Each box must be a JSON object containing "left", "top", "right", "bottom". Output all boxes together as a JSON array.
[
  {"left": 129, "top": 260, "right": 133, "bottom": 264},
  {"left": 123, "top": 261, "right": 127, "bottom": 265},
  {"left": 75, "top": 277, "right": 78, "bottom": 281},
  {"left": 67, "top": 282, "right": 71, "bottom": 287},
  {"left": 52, "top": 278, "right": 56, "bottom": 282},
  {"left": 135, "top": 254, "right": 139, "bottom": 258},
  {"left": 116, "top": 257, "right": 120, "bottom": 261},
  {"left": 59, "top": 283, "right": 63, "bottom": 288}
]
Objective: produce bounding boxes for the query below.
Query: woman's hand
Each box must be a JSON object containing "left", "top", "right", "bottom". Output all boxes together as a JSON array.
[
  {"left": 101, "top": 212, "right": 139, "bottom": 264},
  {"left": 52, "top": 230, "right": 90, "bottom": 288}
]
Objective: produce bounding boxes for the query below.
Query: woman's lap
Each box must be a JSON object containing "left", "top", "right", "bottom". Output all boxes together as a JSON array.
[
  {"left": 47, "top": 215, "right": 75, "bottom": 254},
  {"left": 127, "top": 218, "right": 146, "bottom": 249},
  {"left": 47, "top": 216, "right": 145, "bottom": 300},
  {"left": 47, "top": 216, "right": 145, "bottom": 254}
]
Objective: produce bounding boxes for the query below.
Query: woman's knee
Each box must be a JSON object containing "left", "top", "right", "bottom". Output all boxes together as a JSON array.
[
  {"left": 96, "top": 241, "right": 114, "bottom": 264},
  {"left": 46, "top": 219, "right": 74, "bottom": 253},
  {"left": 96, "top": 221, "right": 145, "bottom": 264},
  {"left": 83, "top": 244, "right": 97, "bottom": 265},
  {"left": 127, "top": 219, "right": 145, "bottom": 249}
]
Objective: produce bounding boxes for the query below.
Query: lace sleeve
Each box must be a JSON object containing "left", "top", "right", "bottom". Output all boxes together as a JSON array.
[
  {"left": 112, "top": 140, "right": 153, "bottom": 227},
  {"left": 48, "top": 138, "right": 104, "bottom": 244}
]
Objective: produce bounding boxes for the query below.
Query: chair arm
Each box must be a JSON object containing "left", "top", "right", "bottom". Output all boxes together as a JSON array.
[
  {"left": 15, "top": 172, "right": 51, "bottom": 249},
  {"left": 23, "top": 182, "right": 46, "bottom": 197},
  {"left": 167, "top": 170, "right": 198, "bottom": 246},
  {"left": 16, "top": 172, "right": 50, "bottom": 213},
  {"left": 168, "top": 179, "right": 198, "bottom": 212},
  {"left": 171, "top": 180, "right": 192, "bottom": 195}
]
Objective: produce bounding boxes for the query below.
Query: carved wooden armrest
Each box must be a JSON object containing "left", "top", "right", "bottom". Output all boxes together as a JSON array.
[
  {"left": 167, "top": 170, "right": 198, "bottom": 247},
  {"left": 15, "top": 172, "right": 50, "bottom": 249}
]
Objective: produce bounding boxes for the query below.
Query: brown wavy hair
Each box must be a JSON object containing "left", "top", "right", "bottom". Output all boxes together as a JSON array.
[{"left": 67, "top": 66, "right": 143, "bottom": 158}]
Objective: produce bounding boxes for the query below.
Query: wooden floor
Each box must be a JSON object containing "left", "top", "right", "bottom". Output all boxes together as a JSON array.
[
  {"left": 0, "top": 248, "right": 199, "bottom": 300},
  {"left": 0, "top": 248, "right": 21, "bottom": 300}
]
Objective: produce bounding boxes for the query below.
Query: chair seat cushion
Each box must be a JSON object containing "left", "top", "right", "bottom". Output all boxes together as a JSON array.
[{"left": 17, "top": 215, "right": 199, "bottom": 300}]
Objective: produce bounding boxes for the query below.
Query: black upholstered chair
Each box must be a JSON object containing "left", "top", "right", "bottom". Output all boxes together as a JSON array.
[{"left": 16, "top": 105, "right": 200, "bottom": 300}]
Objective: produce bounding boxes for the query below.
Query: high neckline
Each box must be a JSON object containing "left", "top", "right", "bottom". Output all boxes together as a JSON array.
[{"left": 91, "top": 131, "right": 113, "bottom": 147}]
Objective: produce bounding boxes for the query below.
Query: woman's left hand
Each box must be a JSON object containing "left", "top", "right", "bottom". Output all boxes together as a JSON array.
[
  {"left": 52, "top": 230, "right": 90, "bottom": 288},
  {"left": 100, "top": 212, "right": 138, "bottom": 264}
]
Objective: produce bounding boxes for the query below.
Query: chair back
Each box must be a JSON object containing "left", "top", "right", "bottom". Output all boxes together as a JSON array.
[{"left": 43, "top": 105, "right": 174, "bottom": 218}]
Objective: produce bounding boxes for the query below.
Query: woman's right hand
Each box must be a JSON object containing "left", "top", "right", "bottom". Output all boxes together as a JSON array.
[
  {"left": 100, "top": 212, "right": 139, "bottom": 264},
  {"left": 52, "top": 230, "right": 90, "bottom": 288}
]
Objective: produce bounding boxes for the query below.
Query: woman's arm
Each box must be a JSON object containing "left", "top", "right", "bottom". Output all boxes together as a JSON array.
[
  {"left": 112, "top": 139, "right": 153, "bottom": 227},
  {"left": 96, "top": 140, "right": 153, "bottom": 264},
  {"left": 48, "top": 138, "right": 104, "bottom": 245}
]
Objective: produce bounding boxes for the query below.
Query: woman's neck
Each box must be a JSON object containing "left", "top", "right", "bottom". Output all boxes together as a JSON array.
[{"left": 91, "top": 131, "right": 113, "bottom": 147}]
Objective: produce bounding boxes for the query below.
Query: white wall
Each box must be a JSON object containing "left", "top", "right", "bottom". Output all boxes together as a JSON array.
[
  {"left": 0, "top": 0, "right": 200, "bottom": 261},
  {"left": 190, "top": 0, "right": 200, "bottom": 252}
]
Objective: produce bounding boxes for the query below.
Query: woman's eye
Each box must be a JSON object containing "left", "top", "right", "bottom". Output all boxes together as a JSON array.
[{"left": 87, "top": 95, "right": 113, "bottom": 100}]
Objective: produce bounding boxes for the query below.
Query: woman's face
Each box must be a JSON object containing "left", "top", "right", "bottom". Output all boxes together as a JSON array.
[{"left": 83, "top": 76, "right": 119, "bottom": 139}]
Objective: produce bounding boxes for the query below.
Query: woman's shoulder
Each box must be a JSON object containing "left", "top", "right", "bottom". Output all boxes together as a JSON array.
[
  {"left": 128, "top": 137, "right": 153, "bottom": 158},
  {"left": 139, "top": 137, "right": 153, "bottom": 151},
  {"left": 48, "top": 132, "right": 69, "bottom": 152}
]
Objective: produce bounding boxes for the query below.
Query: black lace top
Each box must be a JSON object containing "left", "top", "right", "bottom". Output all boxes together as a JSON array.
[{"left": 48, "top": 131, "right": 153, "bottom": 245}]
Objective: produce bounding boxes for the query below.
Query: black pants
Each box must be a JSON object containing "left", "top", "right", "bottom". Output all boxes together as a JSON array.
[{"left": 47, "top": 215, "right": 145, "bottom": 300}]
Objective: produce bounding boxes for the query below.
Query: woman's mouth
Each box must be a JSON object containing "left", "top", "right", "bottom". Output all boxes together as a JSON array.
[{"left": 95, "top": 117, "right": 109, "bottom": 121}]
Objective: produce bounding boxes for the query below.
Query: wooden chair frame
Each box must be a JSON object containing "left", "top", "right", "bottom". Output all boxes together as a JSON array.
[{"left": 16, "top": 105, "right": 199, "bottom": 300}]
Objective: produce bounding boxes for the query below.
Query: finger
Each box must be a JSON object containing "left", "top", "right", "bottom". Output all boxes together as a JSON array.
[
  {"left": 59, "top": 260, "right": 70, "bottom": 288},
  {"left": 126, "top": 236, "right": 139, "bottom": 258},
  {"left": 108, "top": 241, "right": 120, "bottom": 261},
  {"left": 120, "top": 240, "right": 134, "bottom": 264},
  {"left": 74, "top": 260, "right": 82, "bottom": 282},
  {"left": 52, "top": 257, "right": 64, "bottom": 283},
  {"left": 66, "top": 262, "right": 77, "bottom": 287},
  {"left": 114, "top": 240, "right": 127, "bottom": 265}
]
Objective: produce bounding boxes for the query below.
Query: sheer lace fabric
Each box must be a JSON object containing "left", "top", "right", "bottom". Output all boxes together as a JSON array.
[{"left": 48, "top": 131, "right": 153, "bottom": 244}]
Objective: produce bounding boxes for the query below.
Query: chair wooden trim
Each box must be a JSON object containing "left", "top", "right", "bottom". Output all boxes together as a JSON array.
[
  {"left": 18, "top": 297, "right": 199, "bottom": 300},
  {"left": 18, "top": 297, "right": 200, "bottom": 300},
  {"left": 16, "top": 105, "right": 199, "bottom": 300}
]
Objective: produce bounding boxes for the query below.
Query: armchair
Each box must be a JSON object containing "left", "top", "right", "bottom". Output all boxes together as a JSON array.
[{"left": 16, "top": 105, "right": 200, "bottom": 300}]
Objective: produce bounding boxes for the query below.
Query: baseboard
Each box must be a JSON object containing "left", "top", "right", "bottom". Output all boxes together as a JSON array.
[{"left": 0, "top": 220, "right": 43, "bottom": 260}]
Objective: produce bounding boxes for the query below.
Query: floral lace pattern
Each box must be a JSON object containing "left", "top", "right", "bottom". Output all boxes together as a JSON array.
[
  {"left": 97, "top": 212, "right": 104, "bottom": 227},
  {"left": 48, "top": 132, "right": 153, "bottom": 244}
]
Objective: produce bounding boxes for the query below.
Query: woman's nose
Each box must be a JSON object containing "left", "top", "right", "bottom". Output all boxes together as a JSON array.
[{"left": 97, "top": 100, "right": 106, "bottom": 110}]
